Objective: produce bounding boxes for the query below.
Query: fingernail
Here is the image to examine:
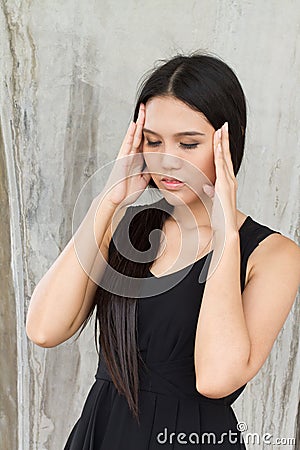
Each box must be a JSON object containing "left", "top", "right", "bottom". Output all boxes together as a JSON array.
[
  {"left": 223, "top": 122, "right": 228, "bottom": 132},
  {"left": 203, "top": 184, "right": 215, "bottom": 196},
  {"left": 217, "top": 128, "right": 221, "bottom": 139}
]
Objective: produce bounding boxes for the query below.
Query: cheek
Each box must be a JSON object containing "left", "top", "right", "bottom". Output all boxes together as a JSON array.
[
  {"left": 142, "top": 150, "right": 160, "bottom": 176},
  {"left": 203, "top": 153, "right": 216, "bottom": 183},
  {"left": 192, "top": 151, "right": 216, "bottom": 185}
]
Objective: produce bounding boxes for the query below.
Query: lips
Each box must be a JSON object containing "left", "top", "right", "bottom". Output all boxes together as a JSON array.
[
  {"left": 161, "top": 177, "right": 185, "bottom": 190},
  {"left": 161, "top": 176, "right": 184, "bottom": 182}
]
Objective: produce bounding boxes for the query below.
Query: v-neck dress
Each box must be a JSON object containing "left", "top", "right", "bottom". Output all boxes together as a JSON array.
[{"left": 64, "top": 212, "right": 281, "bottom": 449}]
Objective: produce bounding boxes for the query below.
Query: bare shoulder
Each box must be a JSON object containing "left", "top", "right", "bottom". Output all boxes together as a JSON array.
[
  {"left": 238, "top": 231, "right": 300, "bottom": 384},
  {"left": 248, "top": 231, "right": 300, "bottom": 283}
]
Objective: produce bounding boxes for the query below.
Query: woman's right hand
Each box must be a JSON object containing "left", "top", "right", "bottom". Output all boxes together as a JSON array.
[{"left": 102, "top": 103, "right": 151, "bottom": 208}]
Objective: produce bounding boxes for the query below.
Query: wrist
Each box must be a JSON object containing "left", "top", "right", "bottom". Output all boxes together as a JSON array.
[
  {"left": 212, "top": 228, "right": 240, "bottom": 248},
  {"left": 92, "top": 193, "right": 119, "bottom": 213},
  {"left": 224, "top": 231, "right": 240, "bottom": 254}
]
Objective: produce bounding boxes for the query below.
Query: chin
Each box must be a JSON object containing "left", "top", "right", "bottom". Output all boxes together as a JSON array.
[{"left": 158, "top": 189, "right": 192, "bottom": 206}]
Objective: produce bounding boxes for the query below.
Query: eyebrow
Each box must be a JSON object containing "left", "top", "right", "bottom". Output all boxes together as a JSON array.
[{"left": 142, "top": 128, "right": 206, "bottom": 137}]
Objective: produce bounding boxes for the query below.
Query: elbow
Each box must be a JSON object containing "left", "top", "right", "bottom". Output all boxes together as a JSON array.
[
  {"left": 26, "top": 322, "right": 60, "bottom": 348},
  {"left": 26, "top": 330, "right": 54, "bottom": 348},
  {"left": 195, "top": 357, "right": 251, "bottom": 399},
  {"left": 25, "top": 307, "right": 70, "bottom": 348},
  {"left": 196, "top": 380, "right": 229, "bottom": 399},
  {"left": 27, "top": 335, "right": 60, "bottom": 348},
  {"left": 195, "top": 364, "right": 229, "bottom": 398},
  {"left": 196, "top": 372, "right": 241, "bottom": 399}
]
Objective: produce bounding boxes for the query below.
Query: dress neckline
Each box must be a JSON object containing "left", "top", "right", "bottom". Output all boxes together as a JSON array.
[{"left": 148, "top": 215, "right": 251, "bottom": 279}]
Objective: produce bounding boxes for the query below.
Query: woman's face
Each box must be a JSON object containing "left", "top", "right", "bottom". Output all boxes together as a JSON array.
[{"left": 142, "top": 95, "right": 217, "bottom": 207}]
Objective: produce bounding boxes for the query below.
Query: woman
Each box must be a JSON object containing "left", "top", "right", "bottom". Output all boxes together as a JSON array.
[{"left": 26, "top": 52, "right": 300, "bottom": 449}]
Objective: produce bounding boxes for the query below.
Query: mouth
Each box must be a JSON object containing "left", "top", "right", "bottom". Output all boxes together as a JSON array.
[{"left": 161, "top": 176, "right": 185, "bottom": 189}]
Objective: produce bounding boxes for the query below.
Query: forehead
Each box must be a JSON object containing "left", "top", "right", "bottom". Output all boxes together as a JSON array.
[{"left": 144, "top": 96, "right": 211, "bottom": 130}]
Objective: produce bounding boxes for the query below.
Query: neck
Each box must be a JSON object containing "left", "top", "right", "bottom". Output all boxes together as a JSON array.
[{"left": 171, "top": 200, "right": 212, "bottom": 230}]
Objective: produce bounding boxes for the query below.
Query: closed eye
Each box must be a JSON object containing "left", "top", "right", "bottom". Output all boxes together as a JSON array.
[
  {"left": 145, "top": 140, "right": 199, "bottom": 150},
  {"left": 179, "top": 143, "right": 199, "bottom": 149},
  {"left": 145, "top": 140, "right": 162, "bottom": 148}
]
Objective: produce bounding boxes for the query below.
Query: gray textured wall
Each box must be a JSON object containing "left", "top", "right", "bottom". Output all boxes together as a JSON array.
[{"left": 1, "top": 1, "right": 299, "bottom": 449}]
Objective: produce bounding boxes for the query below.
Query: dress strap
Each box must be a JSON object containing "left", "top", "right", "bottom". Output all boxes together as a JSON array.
[{"left": 239, "top": 216, "right": 281, "bottom": 292}]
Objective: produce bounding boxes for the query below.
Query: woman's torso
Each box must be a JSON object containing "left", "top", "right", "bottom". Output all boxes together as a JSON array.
[{"left": 105, "top": 207, "right": 280, "bottom": 405}]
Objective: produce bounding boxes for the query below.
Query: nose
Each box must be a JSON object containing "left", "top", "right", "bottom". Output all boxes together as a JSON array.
[{"left": 160, "top": 147, "right": 182, "bottom": 171}]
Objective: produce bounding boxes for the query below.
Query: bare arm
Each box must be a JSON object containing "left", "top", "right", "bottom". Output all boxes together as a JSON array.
[
  {"left": 26, "top": 196, "right": 125, "bottom": 348},
  {"left": 195, "top": 122, "right": 300, "bottom": 398},
  {"left": 26, "top": 103, "right": 149, "bottom": 348},
  {"left": 195, "top": 232, "right": 300, "bottom": 398}
]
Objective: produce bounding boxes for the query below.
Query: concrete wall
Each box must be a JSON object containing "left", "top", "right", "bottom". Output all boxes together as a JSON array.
[{"left": 1, "top": 1, "right": 299, "bottom": 449}]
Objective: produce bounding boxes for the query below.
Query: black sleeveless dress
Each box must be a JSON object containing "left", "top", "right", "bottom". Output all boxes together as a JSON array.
[{"left": 64, "top": 214, "right": 281, "bottom": 449}]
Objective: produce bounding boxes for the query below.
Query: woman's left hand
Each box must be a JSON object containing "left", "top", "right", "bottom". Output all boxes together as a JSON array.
[{"left": 202, "top": 122, "right": 238, "bottom": 236}]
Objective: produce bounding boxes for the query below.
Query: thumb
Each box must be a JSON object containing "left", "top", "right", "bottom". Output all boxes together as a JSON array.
[{"left": 202, "top": 184, "right": 215, "bottom": 198}]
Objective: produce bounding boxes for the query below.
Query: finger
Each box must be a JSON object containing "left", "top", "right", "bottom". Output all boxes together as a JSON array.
[
  {"left": 131, "top": 103, "right": 145, "bottom": 152},
  {"left": 213, "top": 126, "right": 221, "bottom": 153},
  {"left": 213, "top": 128, "right": 228, "bottom": 180},
  {"left": 119, "top": 120, "right": 137, "bottom": 158},
  {"left": 215, "top": 125, "right": 236, "bottom": 190},
  {"left": 221, "top": 122, "right": 235, "bottom": 177},
  {"left": 203, "top": 184, "right": 215, "bottom": 198}
]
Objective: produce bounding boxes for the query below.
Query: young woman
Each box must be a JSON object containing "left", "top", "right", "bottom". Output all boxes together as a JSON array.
[{"left": 26, "top": 52, "right": 300, "bottom": 449}]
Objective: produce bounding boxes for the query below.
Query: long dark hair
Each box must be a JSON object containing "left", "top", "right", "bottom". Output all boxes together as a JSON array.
[{"left": 79, "top": 50, "right": 247, "bottom": 423}]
